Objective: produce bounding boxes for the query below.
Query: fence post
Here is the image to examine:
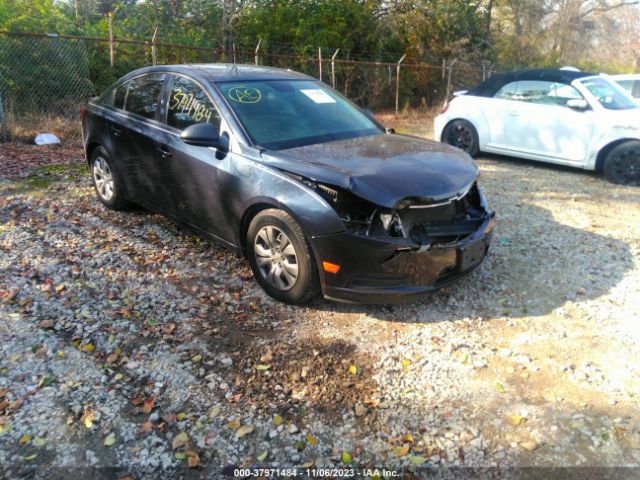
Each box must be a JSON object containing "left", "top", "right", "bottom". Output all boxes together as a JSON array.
[
  {"left": 151, "top": 27, "right": 159, "bottom": 66},
  {"left": 108, "top": 11, "right": 114, "bottom": 67},
  {"left": 395, "top": 54, "right": 406, "bottom": 115},
  {"left": 254, "top": 39, "right": 261, "bottom": 65},
  {"left": 318, "top": 47, "right": 322, "bottom": 81},
  {"left": 0, "top": 90, "right": 6, "bottom": 143},
  {"left": 233, "top": 43, "right": 236, "bottom": 64},
  {"left": 445, "top": 58, "right": 458, "bottom": 102},
  {"left": 442, "top": 59, "right": 446, "bottom": 80},
  {"left": 331, "top": 49, "right": 339, "bottom": 88}
]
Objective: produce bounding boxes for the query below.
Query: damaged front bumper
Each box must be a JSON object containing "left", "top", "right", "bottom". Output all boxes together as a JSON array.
[{"left": 309, "top": 212, "right": 495, "bottom": 304}]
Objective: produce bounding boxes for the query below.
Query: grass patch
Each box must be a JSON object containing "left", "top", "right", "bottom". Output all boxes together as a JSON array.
[{"left": 0, "top": 162, "right": 88, "bottom": 196}]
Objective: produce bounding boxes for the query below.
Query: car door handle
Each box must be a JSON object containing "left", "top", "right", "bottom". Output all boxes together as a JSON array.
[
  {"left": 158, "top": 145, "right": 172, "bottom": 159},
  {"left": 110, "top": 126, "right": 122, "bottom": 137}
]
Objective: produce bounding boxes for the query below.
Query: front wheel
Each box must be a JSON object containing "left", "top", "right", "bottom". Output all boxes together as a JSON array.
[
  {"left": 603, "top": 141, "right": 640, "bottom": 186},
  {"left": 442, "top": 119, "right": 479, "bottom": 157},
  {"left": 246, "top": 209, "right": 320, "bottom": 304}
]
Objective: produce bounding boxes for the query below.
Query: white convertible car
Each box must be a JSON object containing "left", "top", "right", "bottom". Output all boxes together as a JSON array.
[
  {"left": 434, "top": 69, "right": 640, "bottom": 185},
  {"left": 613, "top": 74, "right": 640, "bottom": 99}
]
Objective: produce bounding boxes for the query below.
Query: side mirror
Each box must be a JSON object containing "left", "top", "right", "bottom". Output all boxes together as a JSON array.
[
  {"left": 567, "top": 98, "right": 589, "bottom": 111},
  {"left": 180, "top": 122, "right": 220, "bottom": 147}
]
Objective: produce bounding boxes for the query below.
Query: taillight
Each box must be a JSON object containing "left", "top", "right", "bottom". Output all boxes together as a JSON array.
[
  {"left": 441, "top": 102, "right": 449, "bottom": 114},
  {"left": 79, "top": 104, "right": 86, "bottom": 119}
]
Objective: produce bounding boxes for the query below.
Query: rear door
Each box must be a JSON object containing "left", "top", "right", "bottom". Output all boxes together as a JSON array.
[
  {"left": 504, "top": 80, "right": 594, "bottom": 164},
  {"left": 108, "top": 73, "right": 167, "bottom": 208}
]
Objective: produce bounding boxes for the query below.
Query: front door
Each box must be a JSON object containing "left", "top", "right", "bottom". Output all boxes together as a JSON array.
[
  {"left": 155, "top": 74, "right": 234, "bottom": 242},
  {"left": 504, "top": 80, "right": 594, "bottom": 164}
]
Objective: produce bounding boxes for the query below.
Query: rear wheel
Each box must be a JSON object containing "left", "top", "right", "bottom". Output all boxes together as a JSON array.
[
  {"left": 246, "top": 209, "right": 320, "bottom": 304},
  {"left": 90, "top": 147, "right": 128, "bottom": 209},
  {"left": 603, "top": 141, "right": 640, "bottom": 186},
  {"left": 442, "top": 119, "right": 479, "bottom": 157}
]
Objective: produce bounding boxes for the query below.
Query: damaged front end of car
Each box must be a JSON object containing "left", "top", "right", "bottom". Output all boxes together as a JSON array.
[{"left": 295, "top": 175, "right": 495, "bottom": 303}]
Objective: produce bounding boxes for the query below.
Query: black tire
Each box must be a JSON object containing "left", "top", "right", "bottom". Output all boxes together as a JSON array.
[
  {"left": 603, "top": 141, "right": 640, "bottom": 186},
  {"left": 246, "top": 209, "right": 320, "bottom": 304},
  {"left": 90, "top": 147, "right": 128, "bottom": 210},
  {"left": 442, "top": 119, "right": 480, "bottom": 157}
]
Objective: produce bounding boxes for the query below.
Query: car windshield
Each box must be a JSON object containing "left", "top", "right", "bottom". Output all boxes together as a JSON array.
[
  {"left": 217, "top": 80, "right": 382, "bottom": 150},
  {"left": 578, "top": 77, "right": 638, "bottom": 110}
]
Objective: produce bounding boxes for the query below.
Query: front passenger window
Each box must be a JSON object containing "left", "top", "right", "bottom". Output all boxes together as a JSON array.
[{"left": 167, "top": 76, "right": 221, "bottom": 131}]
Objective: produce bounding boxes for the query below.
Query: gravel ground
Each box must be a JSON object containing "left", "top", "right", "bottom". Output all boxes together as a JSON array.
[{"left": 1, "top": 131, "right": 640, "bottom": 480}]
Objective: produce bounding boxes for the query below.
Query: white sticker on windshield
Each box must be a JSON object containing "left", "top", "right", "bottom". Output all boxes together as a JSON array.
[{"left": 300, "top": 89, "right": 336, "bottom": 104}]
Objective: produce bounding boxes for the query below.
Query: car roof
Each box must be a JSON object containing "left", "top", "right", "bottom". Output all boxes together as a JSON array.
[
  {"left": 121, "top": 64, "right": 315, "bottom": 83},
  {"left": 611, "top": 74, "right": 640, "bottom": 80},
  {"left": 466, "top": 68, "right": 598, "bottom": 98}
]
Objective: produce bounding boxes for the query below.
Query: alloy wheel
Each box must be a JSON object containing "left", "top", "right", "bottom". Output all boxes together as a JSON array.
[
  {"left": 93, "top": 157, "right": 115, "bottom": 201},
  {"left": 611, "top": 149, "right": 640, "bottom": 185},
  {"left": 447, "top": 125, "right": 473, "bottom": 153},
  {"left": 253, "top": 226, "right": 299, "bottom": 291}
]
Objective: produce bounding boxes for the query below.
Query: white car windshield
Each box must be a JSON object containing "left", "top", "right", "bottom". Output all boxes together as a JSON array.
[{"left": 578, "top": 77, "right": 638, "bottom": 110}]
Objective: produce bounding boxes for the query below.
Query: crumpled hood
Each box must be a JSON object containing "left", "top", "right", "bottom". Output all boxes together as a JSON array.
[{"left": 260, "top": 133, "right": 479, "bottom": 208}]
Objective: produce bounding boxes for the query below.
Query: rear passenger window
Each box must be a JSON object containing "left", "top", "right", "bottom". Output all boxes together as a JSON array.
[
  {"left": 167, "top": 76, "right": 220, "bottom": 130},
  {"left": 123, "top": 74, "right": 165, "bottom": 120},
  {"left": 494, "top": 82, "right": 518, "bottom": 100}
]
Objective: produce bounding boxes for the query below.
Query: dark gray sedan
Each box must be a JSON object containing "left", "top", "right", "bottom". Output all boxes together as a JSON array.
[{"left": 81, "top": 64, "right": 495, "bottom": 304}]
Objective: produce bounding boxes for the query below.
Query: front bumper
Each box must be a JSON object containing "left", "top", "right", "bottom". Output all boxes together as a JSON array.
[{"left": 309, "top": 212, "right": 495, "bottom": 304}]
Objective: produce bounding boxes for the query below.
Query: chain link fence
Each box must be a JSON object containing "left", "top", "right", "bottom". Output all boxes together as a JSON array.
[{"left": 0, "top": 31, "right": 495, "bottom": 141}]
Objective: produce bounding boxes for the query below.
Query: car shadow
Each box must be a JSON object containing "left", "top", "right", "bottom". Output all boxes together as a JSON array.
[{"left": 304, "top": 199, "right": 635, "bottom": 324}]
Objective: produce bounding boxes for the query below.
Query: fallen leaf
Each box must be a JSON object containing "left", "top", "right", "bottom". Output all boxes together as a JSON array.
[
  {"left": 82, "top": 409, "right": 95, "bottom": 428},
  {"left": 255, "top": 364, "right": 270, "bottom": 371},
  {"left": 348, "top": 365, "right": 357, "bottom": 375},
  {"left": 273, "top": 414, "right": 283, "bottom": 426},
  {"left": 191, "top": 354, "right": 202, "bottom": 363},
  {"left": 302, "top": 459, "right": 315, "bottom": 468},
  {"left": 147, "top": 318, "right": 158, "bottom": 327},
  {"left": 236, "top": 424, "right": 254, "bottom": 439},
  {"left": 257, "top": 450, "right": 268, "bottom": 461},
  {"left": 342, "top": 451, "right": 352, "bottom": 464},
  {"left": 172, "top": 432, "right": 189, "bottom": 450},
  {"left": 187, "top": 451, "right": 200, "bottom": 468},
  {"left": 521, "top": 440, "right": 539, "bottom": 451},
  {"left": 174, "top": 452, "right": 186, "bottom": 460},
  {"left": 19, "top": 433, "right": 32, "bottom": 444},
  {"left": 402, "top": 433, "right": 414, "bottom": 443},
  {"left": 39, "top": 320, "right": 54, "bottom": 329},
  {"left": 409, "top": 455, "right": 427, "bottom": 465},
  {"left": 401, "top": 358, "right": 411, "bottom": 367},
  {"left": 24, "top": 453, "right": 38, "bottom": 461},
  {"left": 176, "top": 412, "right": 187, "bottom": 421},
  {"left": 306, "top": 434, "right": 317, "bottom": 445},
  {"left": 294, "top": 440, "right": 305, "bottom": 451},
  {"left": 495, "top": 382, "right": 506, "bottom": 393},
  {"left": 142, "top": 397, "right": 156, "bottom": 414},
  {"left": 260, "top": 350, "right": 273, "bottom": 363},
  {"left": 80, "top": 344, "right": 95, "bottom": 353},
  {"left": 509, "top": 415, "right": 527, "bottom": 426},
  {"left": 33, "top": 437, "right": 45, "bottom": 447},
  {"left": 208, "top": 406, "right": 221, "bottom": 419},
  {"left": 104, "top": 432, "right": 116, "bottom": 446},
  {"left": 394, "top": 445, "right": 410, "bottom": 457},
  {"left": 226, "top": 420, "right": 240, "bottom": 430}
]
